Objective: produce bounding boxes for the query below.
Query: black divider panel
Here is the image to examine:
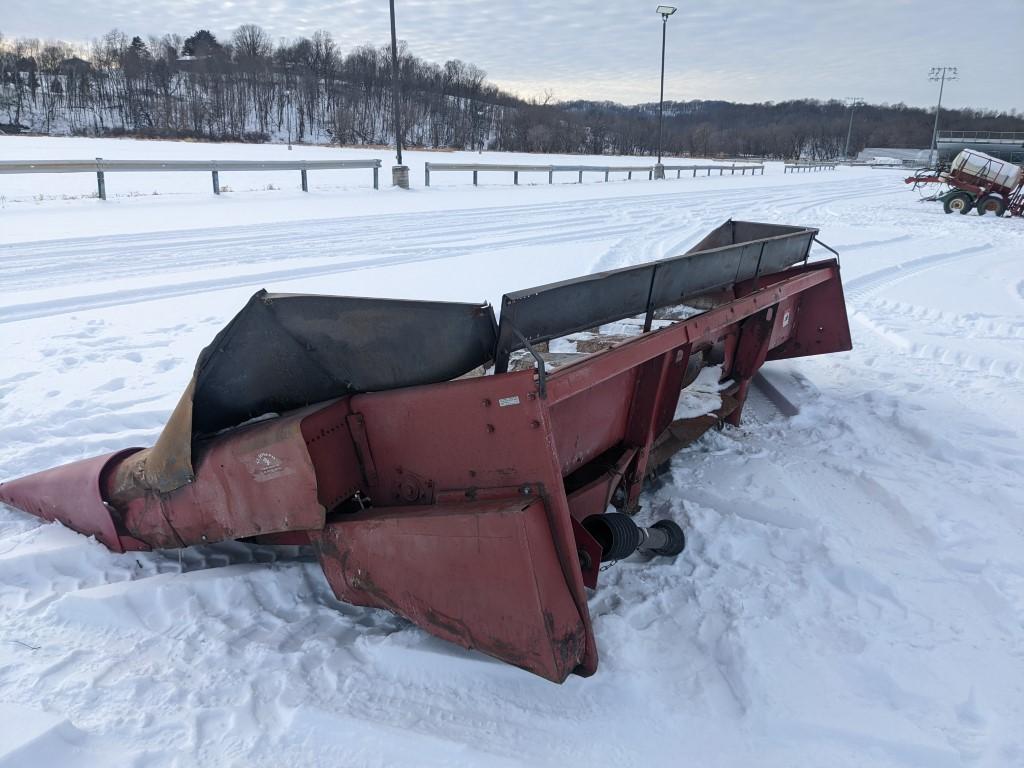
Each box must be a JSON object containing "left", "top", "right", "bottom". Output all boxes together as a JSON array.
[{"left": 493, "top": 220, "right": 818, "bottom": 372}]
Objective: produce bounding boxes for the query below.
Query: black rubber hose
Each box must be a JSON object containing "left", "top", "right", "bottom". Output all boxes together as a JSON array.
[{"left": 583, "top": 513, "right": 642, "bottom": 562}]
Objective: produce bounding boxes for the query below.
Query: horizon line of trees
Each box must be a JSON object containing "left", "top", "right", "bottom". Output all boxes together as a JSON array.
[{"left": 2, "top": 27, "right": 1022, "bottom": 160}]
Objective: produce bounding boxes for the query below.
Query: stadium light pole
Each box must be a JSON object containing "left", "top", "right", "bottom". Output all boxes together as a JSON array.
[
  {"left": 389, "top": 0, "right": 409, "bottom": 187},
  {"left": 843, "top": 97, "right": 864, "bottom": 159},
  {"left": 928, "top": 66, "right": 957, "bottom": 167},
  {"left": 654, "top": 5, "right": 677, "bottom": 179}
]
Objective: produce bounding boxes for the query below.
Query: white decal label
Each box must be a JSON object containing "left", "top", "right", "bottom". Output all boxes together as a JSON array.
[
  {"left": 783, "top": 310, "right": 791, "bottom": 328},
  {"left": 251, "top": 451, "right": 292, "bottom": 482},
  {"left": 498, "top": 396, "right": 521, "bottom": 407}
]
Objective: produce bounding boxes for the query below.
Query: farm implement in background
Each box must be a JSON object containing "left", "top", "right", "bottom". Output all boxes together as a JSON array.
[
  {"left": 0, "top": 220, "right": 852, "bottom": 683},
  {"left": 906, "top": 149, "right": 1024, "bottom": 218}
]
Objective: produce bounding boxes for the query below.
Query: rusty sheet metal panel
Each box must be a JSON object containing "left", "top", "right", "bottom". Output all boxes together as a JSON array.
[
  {"left": 119, "top": 291, "right": 499, "bottom": 495},
  {"left": 0, "top": 448, "right": 142, "bottom": 552},
  {"left": 114, "top": 411, "right": 325, "bottom": 549},
  {"left": 738, "top": 261, "right": 853, "bottom": 361},
  {"left": 310, "top": 497, "right": 587, "bottom": 683}
]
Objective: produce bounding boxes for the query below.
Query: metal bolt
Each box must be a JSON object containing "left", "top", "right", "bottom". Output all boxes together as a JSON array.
[
  {"left": 531, "top": 420, "right": 541, "bottom": 429},
  {"left": 520, "top": 485, "right": 532, "bottom": 496},
  {"left": 578, "top": 549, "right": 593, "bottom": 570},
  {"left": 486, "top": 424, "right": 495, "bottom": 433},
  {"left": 482, "top": 398, "right": 492, "bottom": 407}
]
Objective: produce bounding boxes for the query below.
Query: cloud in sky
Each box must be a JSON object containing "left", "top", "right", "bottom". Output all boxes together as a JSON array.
[{"left": 2, "top": 0, "right": 1021, "bottom": 111}]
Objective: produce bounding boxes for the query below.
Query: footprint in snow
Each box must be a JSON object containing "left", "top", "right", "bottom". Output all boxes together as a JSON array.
[{"left": 95, "top": 378, "right": 125, "bottom": 392}]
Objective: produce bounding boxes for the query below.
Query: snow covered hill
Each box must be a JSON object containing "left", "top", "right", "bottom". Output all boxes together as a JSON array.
[{"left": 0, "top": 137, "right": 1022, "bottom": 767}]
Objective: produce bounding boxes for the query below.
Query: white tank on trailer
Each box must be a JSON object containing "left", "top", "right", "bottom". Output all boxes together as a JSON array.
[{"left": 950, "top": 149, "right": 1022, "bottom": 192}]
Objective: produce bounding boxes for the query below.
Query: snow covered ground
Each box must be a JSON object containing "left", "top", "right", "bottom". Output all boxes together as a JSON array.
[{"left": 1, "top": 137, "right": 1022, "bottom": 767}]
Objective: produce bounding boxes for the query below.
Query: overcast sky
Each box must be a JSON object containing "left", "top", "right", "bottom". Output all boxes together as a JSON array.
[{"left": 3, "top": 0, "right": 1022, "bottom": 111}]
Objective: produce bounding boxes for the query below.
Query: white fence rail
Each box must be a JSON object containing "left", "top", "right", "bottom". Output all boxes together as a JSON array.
[
  {"left": 424, "top": 161, "right": 764, "bottom": 187},
  {"left": 0, "top": 157, "right": 383, "bottom": 199}
]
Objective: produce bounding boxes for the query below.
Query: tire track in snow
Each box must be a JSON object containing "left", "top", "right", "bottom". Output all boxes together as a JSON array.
[
  {"left": 0, "top": 173, "right": 900, "bottom": 317},
  {"left": 843, "top": 243, "right": 994, "bottom": 300}
]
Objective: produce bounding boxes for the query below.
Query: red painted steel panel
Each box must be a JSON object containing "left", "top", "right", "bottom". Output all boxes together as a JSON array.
[
  {"left": 0, "top": 448, "right": 142, "bottom": 552},
  {"left": 767, "top": 296, "right": 799, "bottom": 350},
  {"left": 544, "top": 266, "right": 835, "bottom": 405},
  {"left": 549, "top": 369, "right": 636, "bottom": 476},
  {"left": 351, "top": 371, "right": 550, "bottom": 497},
  {"left": 310, "top": 497, "right": 587, "bottom": 682},
  {"left": 349, "top": 370, "right": 598, "bottom": 674},
  {"left": 299, "top": 399, "right": 366, "bottom": 511}
]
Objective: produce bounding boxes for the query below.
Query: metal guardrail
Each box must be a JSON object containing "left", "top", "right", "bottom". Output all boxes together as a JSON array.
[
  {"left": 0, "top": 157, "right": 383, "bottom": 199},
  {"left": 662, "top": 163, "right": 765, "bottom": 178},
  {"left": 783, "top": 163, "right": 838, "bottom": 174},
  {"left": 424, "top": 161, "right": 764, "bottom": 187}
]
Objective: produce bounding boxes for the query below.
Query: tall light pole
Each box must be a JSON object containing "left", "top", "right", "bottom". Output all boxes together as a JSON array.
[
  {"left": 654, "top": 5, "right": 677, "bottom": 179},
  {"left": 928, "top": 66, "right": 958, "bottom": 167},
  {"left": 389, "top": 0, "right": 409, "bottom": 188},
  {"left": 843, "top": 97, "right": 864, "bottom": 159},
  {"left": 283, "top": 89, "right": 292, "bottom": 150}
]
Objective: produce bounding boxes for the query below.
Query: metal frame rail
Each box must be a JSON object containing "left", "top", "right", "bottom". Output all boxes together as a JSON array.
[{"left": 0, "top": 158, "right": 383, "bottom": 199}]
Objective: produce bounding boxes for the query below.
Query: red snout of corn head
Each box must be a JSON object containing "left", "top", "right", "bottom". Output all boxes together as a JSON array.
[{"left": 0, "top": 220, "right": 851, "bottom": 682}]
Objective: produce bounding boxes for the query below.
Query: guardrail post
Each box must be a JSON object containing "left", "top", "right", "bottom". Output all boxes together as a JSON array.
[
  {"left": 424, "top": 163, "right": 430, "bottom": 187},
  {"left": 676, "top": 170, "right": 681, "bottom": 178},
  {"left": 628, "top": 171, "right": 632, "bottom": 180},
  {"left": 514, "top": 171, "right": 519, "bottom": 185},
  {"left": 693, "top": 168, "right": 697, "bottom": 178},
  {"left": 648, "top": 169, "right": 653, "bottom": 180},
  {"left": 474, "top": 170, "right": 479, "bottom": 186},
  {"left": 212, "top": 170, "right": 220, "bottom": 194},
  {"left": 95, "top": 158, "right": 106, "bottom": 200},
  {"left": 605, "top": 170, "right": 610, "bottom": 182},
  {"left": 374, "top": 165, "right": 379, "bottom": 189},
  {"left": 301, "top": 169, "right": 308, "bottom": 192},
  {"left": 548, "top": 169, "right": 553, "bottom": 184}
]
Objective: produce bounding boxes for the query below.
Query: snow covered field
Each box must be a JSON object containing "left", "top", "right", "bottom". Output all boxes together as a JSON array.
[{"left": 1, "top": 136, "right": 1022, "bottom": 767}]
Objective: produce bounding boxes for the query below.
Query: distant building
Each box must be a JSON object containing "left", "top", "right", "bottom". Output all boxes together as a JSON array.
[
  {"left": 936, "top": 131, "right": 1024, "bottom": 164},
  {"left": 856, "top": 148, "right": 931, "bottom": 165}
]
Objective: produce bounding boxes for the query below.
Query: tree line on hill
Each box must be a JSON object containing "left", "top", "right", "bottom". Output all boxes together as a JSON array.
[{"left": 2, "top": 27, "right": 1022, "bottom": 159}]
